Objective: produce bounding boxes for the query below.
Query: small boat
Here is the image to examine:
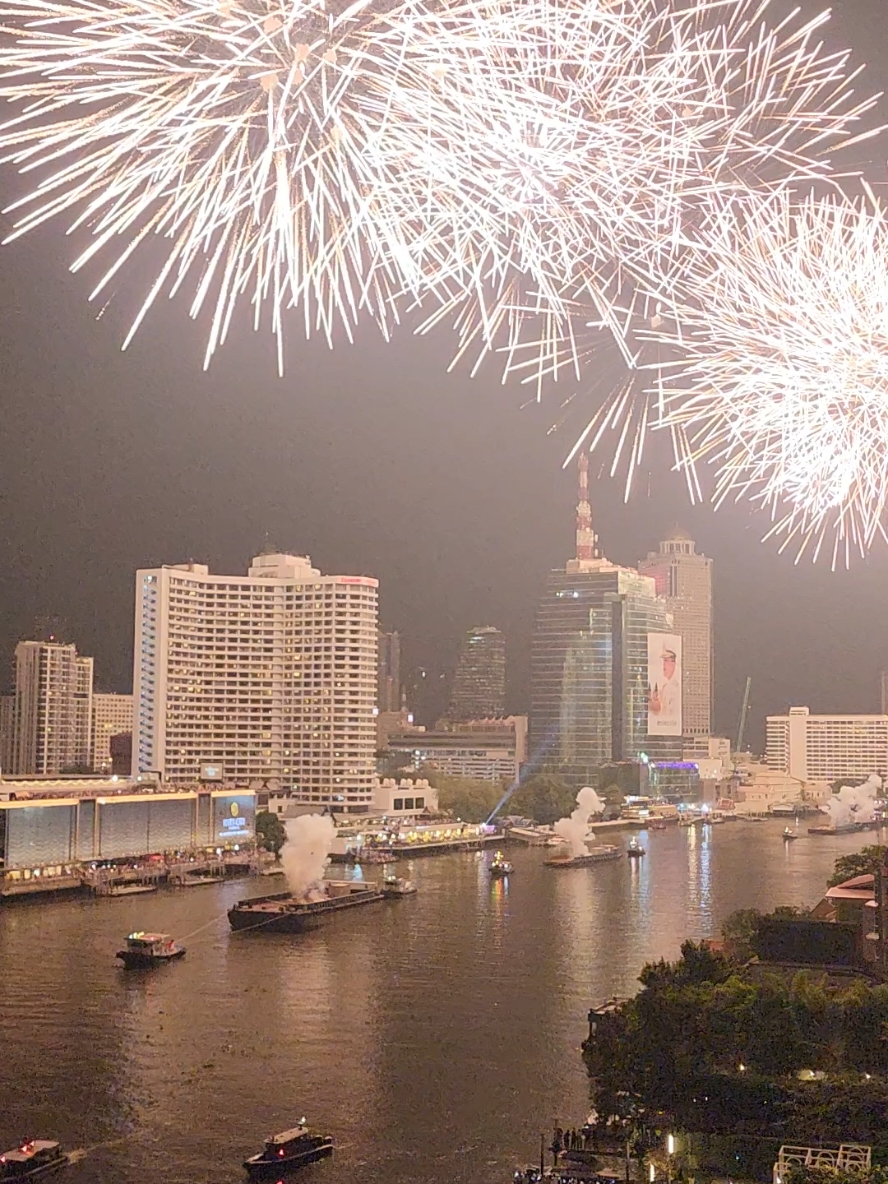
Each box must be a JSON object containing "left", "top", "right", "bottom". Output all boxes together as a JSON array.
[
  {"left": 243, "top": 1123, "right": 333, "bottom": 1178},
  {"left": 116, "top": 932, "right": 186, "bottom": 969},
  {"left": 490, "top": 852, "right": 514, "bottom": 877},
  {"left": 626, "top": 839, "right": 646, "bottom": 858},
  {"left": 0, "top": 1140, "right": 67, "bottom": 1180},
  {"left": 382, "top": 874, "right": 417, "bottom": 898},
  {"left": 649, "top": 819, "right": 668, "bottom": 831},
  {"left": 783, "top": 828, "right": 799, "bottom": 842}
]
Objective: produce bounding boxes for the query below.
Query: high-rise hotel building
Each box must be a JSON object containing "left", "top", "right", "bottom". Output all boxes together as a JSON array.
[
  {"left": 133, "top": 553, "right": 378, "bottom": 810},
  {"left": 639, "top": 531, "right": 712, "bottom": 737}
]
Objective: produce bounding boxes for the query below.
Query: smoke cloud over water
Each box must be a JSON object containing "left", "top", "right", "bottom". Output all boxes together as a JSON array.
[
  {"left": 281, "top": 814, "right": 336, "bottom": 900},
  {"left": 553, "top": 786, "right": 606, "bottom": 857},
  {"left": 826, "top": 773, "right": 882, "bottom": 828}
]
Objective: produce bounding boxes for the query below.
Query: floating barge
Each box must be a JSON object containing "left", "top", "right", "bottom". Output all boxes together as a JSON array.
[
  {"left": 228, "top": 880, "right": 384, "bottom": 934},
  {"left": 544, "top": 845, "right": 621, "bottom": 868},
  {"left": 808, "top": 821, "right": 880, "bottom": 836}
]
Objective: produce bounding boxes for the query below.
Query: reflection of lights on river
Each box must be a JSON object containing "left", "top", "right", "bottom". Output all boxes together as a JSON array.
[{"left": 686, "top": 823, "right": 712, "bottom": 930}]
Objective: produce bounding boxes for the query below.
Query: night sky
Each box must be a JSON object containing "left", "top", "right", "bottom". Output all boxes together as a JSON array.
[{"left": 0, "top": 0, "right": 886, "bottom": 750}]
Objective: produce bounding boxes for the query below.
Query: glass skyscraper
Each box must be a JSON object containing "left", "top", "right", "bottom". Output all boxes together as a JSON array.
[
  {"left": 531, "top": 567, "right": 679, "bottom": 778},
  {"left": 529, "top": 454, "right": 681, "bottom": 780},
  {"left": 446, "top": 626, "right": 506, "bottom": 721}
]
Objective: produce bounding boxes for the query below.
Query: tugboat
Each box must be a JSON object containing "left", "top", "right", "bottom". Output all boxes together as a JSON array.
[
  {"left": 490, "top": 852, "right": 513, "bottom": 877},
  {"left": 0, "top": 1139, "right": 67, "bottom": 1179},
  {"left": 243, "top": 1122, "right": 333, "bottom": 1178},
  {"left": 626, "top": 838, "right": 646, "bottom": 858},
  {"left": 381, "top": 872, "right": 417, "bottom": 898},
  {"left": 116, "top": 932, "right": 186, "bottom": 968}
]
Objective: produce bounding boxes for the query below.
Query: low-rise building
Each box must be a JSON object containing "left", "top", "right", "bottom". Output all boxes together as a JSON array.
[
  {"left": 373, "top": 777, "right": 438, "bottom": 817},
  {"left": 0, "top": 776, "right": 256, "bottom": 880},
  {"left": 766, "top": 707, "right": 888, "bottom": 782},
  {"left": 386, "top": 716, "right": 527, "bottom": 783}
]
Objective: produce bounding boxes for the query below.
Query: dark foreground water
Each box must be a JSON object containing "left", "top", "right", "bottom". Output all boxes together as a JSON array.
[{"left": 0, "top": 818, "right": 877, "bottom": 1184}]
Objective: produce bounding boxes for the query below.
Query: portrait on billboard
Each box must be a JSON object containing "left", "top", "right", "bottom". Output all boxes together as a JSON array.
[{"left": 647, "top": 633, "right": 682, "bottom": 736}]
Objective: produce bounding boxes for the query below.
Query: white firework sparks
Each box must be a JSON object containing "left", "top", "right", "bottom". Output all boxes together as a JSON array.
[
  {"left": 0, "top": 0, "right": 878, "bottom": 369},
  {"left": 643, "top": 189, "right": 888, "bottom": 567},
  {"left": 407, "top": 0, "right": 882, "bottom": 389}
]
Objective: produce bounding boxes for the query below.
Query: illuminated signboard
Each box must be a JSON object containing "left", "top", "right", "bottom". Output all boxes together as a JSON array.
[{"left": 213, "top": 795, "right": 255, "bottom": 841}]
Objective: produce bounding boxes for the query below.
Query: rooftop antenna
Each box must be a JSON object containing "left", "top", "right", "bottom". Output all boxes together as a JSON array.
[{"left": 575, "top": 453, "right": 600, "bottom": 563}]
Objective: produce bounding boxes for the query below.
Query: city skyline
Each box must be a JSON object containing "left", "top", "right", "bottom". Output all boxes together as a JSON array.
[{"left": 1, "top": 483, "right": 887, "bottom": 756}]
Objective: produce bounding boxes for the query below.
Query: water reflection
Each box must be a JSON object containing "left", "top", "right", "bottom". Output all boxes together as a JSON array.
[{"left": 0, "top": 819, "right": 864, "bottom": 1184}]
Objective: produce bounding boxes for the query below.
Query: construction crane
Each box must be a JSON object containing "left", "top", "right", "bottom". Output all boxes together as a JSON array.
[{"left": 736, "top": 677, "right": 752, "bottom": 754}]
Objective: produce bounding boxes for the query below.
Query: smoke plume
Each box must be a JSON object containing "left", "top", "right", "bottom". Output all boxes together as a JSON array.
[
  {"left": 553, "top": 786, "right": 606, "bottom": 857},
  {"left": 826, "top": 773, "right": 882, "bottom": 828},
  {"left": 281, "top": 814, "right": 336, "bottom": 899}
]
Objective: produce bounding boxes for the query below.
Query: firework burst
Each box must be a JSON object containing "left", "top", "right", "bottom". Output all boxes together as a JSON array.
[
  {"left": 409, "top": 0, "right": 882, "bottom": 390},
  {"left": 0, "top": 0, "right": 879, "bottom": 369},
  {"left": 642, "top": 189, "right": 888, "bottom": 567}
]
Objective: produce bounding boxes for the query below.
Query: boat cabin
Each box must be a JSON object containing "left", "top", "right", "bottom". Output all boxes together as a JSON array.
[
  {"left": 1, "top": 1139, "right": 64, "bottom": 1176},
  {"left": 265, "top": 1126, "right": 309, "bottom": 1152},
  {"left": 123, "top": 932, "right": 177, "bottom": 955}
]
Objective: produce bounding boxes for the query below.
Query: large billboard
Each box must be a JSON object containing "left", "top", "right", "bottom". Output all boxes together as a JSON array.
[{"left": 647, "top": 633, "right": 682, "bottom": 736}]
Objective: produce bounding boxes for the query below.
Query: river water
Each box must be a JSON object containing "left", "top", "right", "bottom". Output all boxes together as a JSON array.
[{"left": 0, "top": 818, "right": 876, "bottom": 1184}]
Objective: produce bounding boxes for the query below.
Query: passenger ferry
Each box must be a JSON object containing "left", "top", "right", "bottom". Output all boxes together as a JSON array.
[
  {"left": 243, "top": 1123, "right": 333, "bottom": 1177},
  {"left": 490, "top": 852, "right": 514, "bottom": 877}
]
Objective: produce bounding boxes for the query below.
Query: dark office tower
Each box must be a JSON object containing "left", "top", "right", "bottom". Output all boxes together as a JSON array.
[
  {"left": 530, "top": 454, "right": 679, "bottom": 780},
  {"left": 446, "top": 627, "right": 506, "bottom": 721},
  {"left": 378, "top": 631, "right": 402, "bottom": 714}
]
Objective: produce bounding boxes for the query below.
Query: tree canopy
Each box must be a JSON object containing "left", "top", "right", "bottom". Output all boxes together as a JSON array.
[
  {"left": 434, "top": 774, "right": 502, "bottom": 823},
  {"left": 510, "top": 773, "right": 577, "bottom": 825},
  {"left": 828, "top": 845, "right": 885, "bottom": 887},
  {"left": 255, "top": 810, "right": 287, "bottom": 855},
  {"left": 585, "top": 941, "right": 888, "bottom": 1146}
]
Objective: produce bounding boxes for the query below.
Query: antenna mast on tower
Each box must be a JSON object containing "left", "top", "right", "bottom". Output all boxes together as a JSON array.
[{"left": 575, "top": 453, "right": 599, "bottom": 563}]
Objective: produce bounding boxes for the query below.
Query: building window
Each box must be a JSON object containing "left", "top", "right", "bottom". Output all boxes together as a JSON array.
[
  {"left": 404, "top": 798, "right": 414, "bottom": 810},
  {"left": 415, "top": 797, "right": 424, "bottom": 809},
  {"left": 393, "top": 798, "right": 403, "bottom": 810}
]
